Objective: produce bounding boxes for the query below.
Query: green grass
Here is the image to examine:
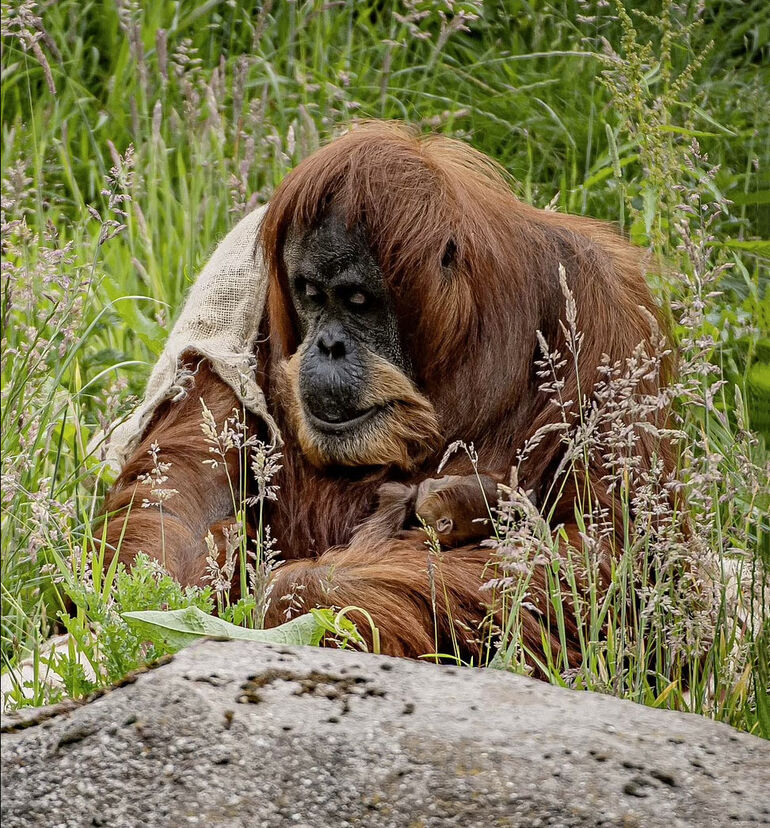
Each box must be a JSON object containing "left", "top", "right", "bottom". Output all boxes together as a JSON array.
[{"left": 1, "top": 0, "right": 768, "bottom": 735}]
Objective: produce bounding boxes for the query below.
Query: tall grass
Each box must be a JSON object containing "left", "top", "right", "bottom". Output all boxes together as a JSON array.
[{"left": 1, "top": 1, "right": 768, "bottom": 734}]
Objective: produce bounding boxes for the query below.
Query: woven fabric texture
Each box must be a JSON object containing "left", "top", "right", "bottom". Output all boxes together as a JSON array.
[{"left": 108, "top": 204, "right": 280, "bottom": 469}]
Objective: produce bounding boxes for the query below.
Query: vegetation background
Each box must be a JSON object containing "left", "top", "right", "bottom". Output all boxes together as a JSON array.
[{"left": 2, "top": 1, "right": 768, "bottom": 735}]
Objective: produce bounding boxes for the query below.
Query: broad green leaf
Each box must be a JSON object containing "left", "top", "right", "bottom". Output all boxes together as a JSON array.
[
  {"left": 720, "top": 239, "right": 770, "bottom": 257},
  {"left": 657, "top": 125, "right": 721, "bottom": 138},
  {"left": 604, "top": 123, "right": 622, "bottom": 179},
  {"left": 642, "top": 185, "right": 658, "bottom": 236},
  {"left": 123, "top": 606, "right": 327, "bottom": 651},
  {"left": 731, "top": 190, "right": 770, "bottom": 206}
]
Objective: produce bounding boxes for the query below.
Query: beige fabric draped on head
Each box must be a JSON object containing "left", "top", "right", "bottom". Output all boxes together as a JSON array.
[{"left": 107, "top": 204, "right": 280, "bottom": 470}]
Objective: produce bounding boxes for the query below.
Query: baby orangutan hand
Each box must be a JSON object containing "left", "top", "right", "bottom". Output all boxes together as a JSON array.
[
  {"left": 347, "top": 481, "right": 418, "bottom": 547},
  {"left": 348, "top": 474, "right": 500, "bottom": 549}
]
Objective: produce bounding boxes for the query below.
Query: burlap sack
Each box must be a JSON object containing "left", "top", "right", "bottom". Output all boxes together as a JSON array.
[{"left": 108, "top": 204, "right": 280, "bottom": 469}]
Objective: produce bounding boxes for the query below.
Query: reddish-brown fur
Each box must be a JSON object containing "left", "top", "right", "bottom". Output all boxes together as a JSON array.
[
  {"left": 346, "top": 476, "right": 501, "bottom": 549},
  {"left": 103, "top": 122, "right": 673, "bottom": 668}
]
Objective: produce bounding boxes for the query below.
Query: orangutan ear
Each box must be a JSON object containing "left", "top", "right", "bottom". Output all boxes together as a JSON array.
[{"left": 441, "top": 238, "right": 457, "bottom": 270}]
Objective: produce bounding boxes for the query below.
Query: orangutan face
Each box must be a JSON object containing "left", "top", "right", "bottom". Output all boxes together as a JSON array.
[{"left": 279, "top": 211, "right": 440, "bottom": 470}]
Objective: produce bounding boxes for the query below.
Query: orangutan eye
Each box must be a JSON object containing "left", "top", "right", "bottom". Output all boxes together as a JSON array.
[
  {"left": 338, "top": 287, "right": 370, "bottom": 311},
  {"left": 295, "top": 277, "right": 325, "bottom": 306},
  {"left": 347, "top": 290, "right": 368, "bottom": 308}
]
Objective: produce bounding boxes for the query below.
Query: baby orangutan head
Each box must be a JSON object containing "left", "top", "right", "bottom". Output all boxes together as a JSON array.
[{"left": 414, "top": 474, "right": 499, "bottom": 545}]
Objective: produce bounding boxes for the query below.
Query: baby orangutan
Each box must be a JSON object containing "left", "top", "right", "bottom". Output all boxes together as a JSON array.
[{"left": 350, "top": 474, "right": 500, "bottom": 548}]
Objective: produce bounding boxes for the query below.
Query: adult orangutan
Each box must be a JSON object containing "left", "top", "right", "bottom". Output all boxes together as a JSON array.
[{"left": 103, "top": 122, "right": 671, "bottom": 666}]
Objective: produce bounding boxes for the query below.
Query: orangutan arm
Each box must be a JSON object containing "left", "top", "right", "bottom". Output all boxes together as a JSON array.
[
  {"left": 264, "top": 535, "right": 494, "bottom": 659},
  {"left": 102, "top": 360, "right": 249, "bottom": 585},
  {"left": 263, "top": 526, "right": 585, "bottom": 669}
]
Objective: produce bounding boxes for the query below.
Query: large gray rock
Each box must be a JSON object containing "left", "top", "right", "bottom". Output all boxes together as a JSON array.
[{"left": 1, "top": 641, "right": 768, "bottom": 827}]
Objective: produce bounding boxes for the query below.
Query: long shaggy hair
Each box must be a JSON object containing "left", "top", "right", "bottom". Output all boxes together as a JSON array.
[
  {"left": 261, "top": 121, "right": 671, "bottom": 505},
  {"left": 105, "top": 121, "right": 675, "bottom": 666}
]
